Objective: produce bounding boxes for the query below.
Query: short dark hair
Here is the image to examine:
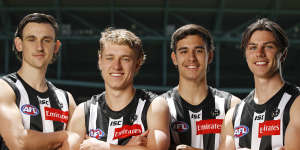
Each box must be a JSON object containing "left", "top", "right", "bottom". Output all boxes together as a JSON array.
[
  {"left": 241, "top": 18, "right": 288, "bottom": 53},
  {"left": 98, "top": 27, "right": 146, "bottom": 65},
  {"left": 13, "top": 13, "right": 59, "bottom": 63},
  {"left": 170, "top": 24, "right": 215, "bottom": 52}
]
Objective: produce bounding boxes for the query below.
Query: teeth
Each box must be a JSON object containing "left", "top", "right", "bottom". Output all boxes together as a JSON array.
[
  {"left": 111, "top": 73, "right": 122, "bottom": 76},
  {"left": 256, "top": 62, "right": 267, "bottom": 65},
  {"left": 187, "top": 66, "right": 197, "bottom": 69}
]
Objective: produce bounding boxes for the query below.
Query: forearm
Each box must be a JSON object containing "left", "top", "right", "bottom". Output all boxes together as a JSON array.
[{"left": 21, "top": 130, "right": 67, "bottom": 150}]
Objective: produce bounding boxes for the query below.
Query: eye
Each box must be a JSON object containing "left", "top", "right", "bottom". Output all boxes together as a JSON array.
[
  {"left": 265, "top": 45, "right": 274, "bottom": 50},
  {"left": 122, "top": 57, "right": 130, "bottom": 62},
  {"left": 179, "top": 50, "right": 187, "bottom": 54},
  {"left": 105, "top": 57, "right": 113, "bottom": 61},
  {"left": 248, "top": 46, "right": 257, "bottom": 50},
  {"left": 196, "top": 48, "right": 204, "bottom": 53}
]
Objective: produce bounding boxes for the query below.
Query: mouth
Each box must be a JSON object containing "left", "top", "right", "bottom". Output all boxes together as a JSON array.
[
  {"left": 185, "top": 65, "right": 199, "bottom": 69},
  {"left": 255, "top": 61, "right": 268, "bottom": 65},
  {"left": 110, "top": 73, "right": 123, "bottom": 77}
]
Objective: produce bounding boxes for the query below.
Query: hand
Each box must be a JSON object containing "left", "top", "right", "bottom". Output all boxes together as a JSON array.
[
  {"left": 126, "top": 130, "right": 149, "bottom": 146},
  {"left": 80, "top": 137, "right": 109, "bottom": 150},
  {"left": 176, "top": 144, "right": 201, "bottom": 150}
]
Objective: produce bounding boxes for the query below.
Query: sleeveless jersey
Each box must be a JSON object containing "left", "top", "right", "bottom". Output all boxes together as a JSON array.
[
  {"left": 232, "top": 82, "right": 300, "bottom": 150},
  {"left": 84, "top": 89, "right": 156, "bottom": 145},
  {"left": 0, "top": 73, "right": 70, "bottom": 150},
  {"left": 162, "top": 86, "right": 232, "bottom": 150}
]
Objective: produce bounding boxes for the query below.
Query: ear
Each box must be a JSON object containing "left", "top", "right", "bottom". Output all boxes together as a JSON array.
[
  {"left": 280, "top": 48, "right": 288, "bottom": 62},
  {"left": 171, "top": 51, "right": 178, "bottom": 66},
  {"left": 208, "top": 50, "right": 214, "bottom": 64},
  {"left": 54, "top": 40, "right": 61, "bottom": 54},
  {"left": 14, "top": 37, "right": 23, "bottom": 52}
]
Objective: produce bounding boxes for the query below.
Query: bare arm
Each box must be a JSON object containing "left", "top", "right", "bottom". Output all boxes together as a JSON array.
[
  {"left": 0, "top": 79, "right": 67, "bottom": 150},
  {"left": 230, "top": 95, "right": 241, "bottom": 108},
  {"left": 284, "top": 95, "right": 300, "bottom": 150},
  {"left": 219, "top": 107, "right": 236, "bottom": 150},
  {"left": 62, "top": 103, "right": 86, "bottom": 150},
  {"left": 66, "top": 91, "right": 77, "bottom": 129}
]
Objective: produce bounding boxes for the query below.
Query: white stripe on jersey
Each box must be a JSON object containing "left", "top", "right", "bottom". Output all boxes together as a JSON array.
[
  {"left": 234, "top": 101, "right": 246, "bottom": 149},
  {"left": 54, "top": 89, "right": 69, "bottom": 129},
  {"left": 166, "top": 94, "right": 177, "bottom": 122},
  {"left": 89, "top": 102, "right": 98, "bottom": 132},
  {"left": 16, "top": 80, "right": 31, "bottom": 129},
  {"left": 38, "top": 96, "right": 54, "bottom": 133},
  {"left": 189, "top": 110, "right": 203, "bottom": 148},
  {"left": 272, "top": 93, "right": 291, "bottom": 149},
  {"left": 133, "top": 98, "right": 146, "bottom": 132},
  {"left": 214, "top": 95, "right": 226, "bottom": 149},
  {"left": 251, "top": 112, "right": 265, "bottom": 149},
  {"left": 107, "top": 117, "right": 123, "bottom": 144}
]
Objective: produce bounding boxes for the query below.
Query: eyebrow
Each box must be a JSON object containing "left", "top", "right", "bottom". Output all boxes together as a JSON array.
[
  {"left": 247, "top": 41, "right": 277, "bottom": 46},
  {"left": 23, "top": 35, "right": 54, "bottom": 40}
]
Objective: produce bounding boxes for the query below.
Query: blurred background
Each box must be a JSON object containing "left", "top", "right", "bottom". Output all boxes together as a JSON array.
[{"left": 1, "top": 0, "right": 300, "bottom": 104}]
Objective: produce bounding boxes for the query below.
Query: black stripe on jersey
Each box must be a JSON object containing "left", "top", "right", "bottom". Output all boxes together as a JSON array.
[
  {"left": 47, "top": 83, "right": 65, "bottom": 131},
  {"left": 238, "top": 93, "right": 254, "bottom": 149},
  {"left": 173, "top": 90, "right": 192, "bottom": 146},
  {"left": 202, "top": 90, "right": 217, "bottom": 150}
]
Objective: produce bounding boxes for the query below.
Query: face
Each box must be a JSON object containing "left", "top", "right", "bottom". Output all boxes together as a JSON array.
[
  {"left": 98, "top": 43, "right": 140, "bottom": 90},
  {"left": 15, "top": 22, "right": 60, "bottom": 69},
  {"left": 171, "top": 35, "right": 213, "bottom": 82},
  {"left": 245, "top": 30, "right": 283, "bottom": 78}
]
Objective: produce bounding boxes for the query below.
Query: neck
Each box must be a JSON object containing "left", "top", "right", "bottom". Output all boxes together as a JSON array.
[
  {"left": 178, "top": 77, "right": 208, "bottom": 105},
  {"left": 253, "top": 73, "right": 285, "bottom": 104},
  {"left": 17, "top": 65, "right": 48, "bottom": 92},
  {"left": 105, "top": 86, "right": 136, "bottom": 111}
]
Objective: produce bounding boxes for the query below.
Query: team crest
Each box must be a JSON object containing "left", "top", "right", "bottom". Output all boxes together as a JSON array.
[
  {"left": 171, "top": 121, "right": 189, "bottom": 133},
  {"left": 21, "top": 104, "right": 39, "bottom": 116},
  {"left": 89, "top": 128, "right": 105, "bottom": 139},
  {"left": 234, "top": 125, "right": 249, "bottom": 138},
  {"left": 272, "top": 108, "right": 280, "bottom": 118},
  {"left": 211, "top": 109, "right": 220, "bottom": 117}
]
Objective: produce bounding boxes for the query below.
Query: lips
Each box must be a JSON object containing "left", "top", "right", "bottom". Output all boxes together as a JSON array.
[{"left": 255, "top": 61, "right": 268, "bottom": 65}]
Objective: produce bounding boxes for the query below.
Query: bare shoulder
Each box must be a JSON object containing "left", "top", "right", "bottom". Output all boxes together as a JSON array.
[
  {"left": 148, "top": 95, "right": 169, "bottom": 114},
  {"left": 289, "top": 95, "right": 300, "bottom": 122},
  {"left": 0, "top": 79, "right": 16, "bottom": 104},
  {"left": 230, "top": 95, "right": 241, "bottom": 108}
]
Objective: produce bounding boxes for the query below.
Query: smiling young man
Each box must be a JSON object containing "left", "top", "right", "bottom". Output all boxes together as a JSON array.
[
  {"left": 0, "top": 13, "right": 76, "bottom": 150},
  {"left": 159, "top": 24, "right": 240, "bottom": 150},
  {"left": 219, "top": 18, "right": 300, "bottom": 150},
  {"left": 62, "top": 28, "right": 170, "bottom": 150}
]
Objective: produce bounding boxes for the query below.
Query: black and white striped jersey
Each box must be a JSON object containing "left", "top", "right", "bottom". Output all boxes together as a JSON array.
[
  {"left": 84, "top": 89, "right": 156, "bottom": 145},
  {"left": 232, "top": 82, "right": 300, "bottom": 150},
  {"left": 162, "top": 86, "right": 232, "bottom": 150},
  {"left": 0, "top": 73, "right": 70, "bottom": 150}
]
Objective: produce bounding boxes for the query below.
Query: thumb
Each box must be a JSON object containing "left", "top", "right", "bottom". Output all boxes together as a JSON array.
[{"left": 140, "top": 130, "right": 150, "bottom": 137}]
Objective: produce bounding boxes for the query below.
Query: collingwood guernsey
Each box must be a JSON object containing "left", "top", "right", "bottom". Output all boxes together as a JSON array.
[
  {"left": 232, "top": 82, "right": 300, "bottom": 149},
  {"left": 162, "top": 86, "right": 232, "bottom": 150},
  {"left": 0, "top": 73, "right": 70, "bottom": 150},
  {"left": 84, "top": 89, "right": 156, "bottom": 145}
]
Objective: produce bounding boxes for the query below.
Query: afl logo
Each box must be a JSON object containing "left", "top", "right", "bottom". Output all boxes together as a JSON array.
[
  {"left": 234, "top": 125, "right": 249, "bottom": 138},
  {"left": 21, "top": 104, "right": 39, "bottom": 116},
  {"left": 89, "top": 129, "right": 105, "bottom": 140},
  {"left": 171, "top": 121, "right": 189, "bottom": 133}
]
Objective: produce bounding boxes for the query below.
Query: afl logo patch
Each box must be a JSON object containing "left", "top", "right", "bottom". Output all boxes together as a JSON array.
[
  {"left": 21, "top": 104, "right": 39, "bottom": 116},
  {"left": 171, "top": 121, "right": 189, "bottom": 133},
  {"left": 89, "top": 129, "right": 105, "bottom": 140},
  {"left": 234, "top": 125, "right": 249, "bottom": 138}
]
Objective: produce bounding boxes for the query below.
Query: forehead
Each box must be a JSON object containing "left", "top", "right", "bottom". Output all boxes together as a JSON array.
[
  {"left": 22, "top": 22, "right": 55, "bottom": 38},
  {"left": 176, "top": 35, "right": 206, "bottom": 47},
  {"left": 102, "top": 42, "right": 136, "bottom": 56},
  {"left": 248, "top": 30, "right": 276, "bottom": 44}
]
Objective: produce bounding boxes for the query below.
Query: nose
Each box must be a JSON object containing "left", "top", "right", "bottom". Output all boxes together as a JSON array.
[
  {"left": 36, "top": 40, "right": 44, "bottom": 51},
  {"left": 112, "top": 59, "right": 122, "bottom": 70},
  {"left": 187, "top": 51, "right": 197, "bottom": 62},
  {"left": 255, "top": 46, "right": 266, "bottom": 58}
]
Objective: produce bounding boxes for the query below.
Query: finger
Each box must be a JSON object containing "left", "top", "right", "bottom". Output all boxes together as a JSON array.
[{"left": 140, "top": 130, "right": 150, "bottom": 137}]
